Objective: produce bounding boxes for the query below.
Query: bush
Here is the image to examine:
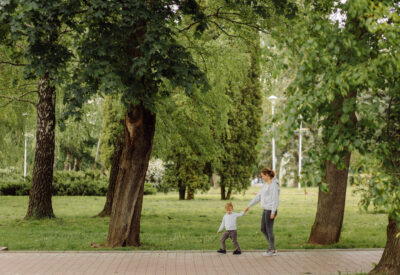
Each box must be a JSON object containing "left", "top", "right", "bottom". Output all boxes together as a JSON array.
[
  {"left": 0, "top": 170, "right": 157, "bottom": 196},
  {"left": 52, "top": 171, "right": 108, "bottom": 196},
  {"left": 144, "top": 184, "right": 157, "bottom": 195}
]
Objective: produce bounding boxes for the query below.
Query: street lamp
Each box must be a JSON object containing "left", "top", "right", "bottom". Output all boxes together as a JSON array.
[
  {"left": 298, "top": 115, "right": 303, "bottom": 190},
  {"left": 268, "top": 95, "right": 278, "bottom": 171},
  {"left": 22, "top": 113, "right": 33, "bottom": 181}
]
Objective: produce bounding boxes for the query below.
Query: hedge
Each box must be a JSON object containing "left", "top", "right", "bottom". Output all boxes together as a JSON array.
[{"left": 0, "top": 170, "right": 156, "bottom": 196}]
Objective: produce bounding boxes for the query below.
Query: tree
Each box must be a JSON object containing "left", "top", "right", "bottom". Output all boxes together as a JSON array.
[
  {"left": 218, "top": 35, "right": 262, "bottom": 200},
  {"left": 65, "top": 1, "right": 208, "bottom": 247},
  {"left": 0, "top": 0, "right": 80, "bottom": 218},
  {"left": 280, "top": 0, "right": 395, "bottom": 245},
  {"left": 352, "top": 2, "right": 400, "bottom": 272}
]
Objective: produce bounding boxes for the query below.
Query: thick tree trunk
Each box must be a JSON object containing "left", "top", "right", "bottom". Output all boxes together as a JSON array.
[
  {"left": 308, "top": 156, "right": 351, "bottom": 244},
  {"left": 25, "top": 74, "right": 56, "bottom": 219},
  {"left": 106, "top": 105, "right": 155, "bottom": 247},
  {"left": 308, "top": 91, "right": 357, "bottom": 245},
  {"left": 178, "top": 180, "right": 186, "bottom": 200},
  {"left": 97, "top": 134, "right": 123, "bottom": 217},
  {"left": 186, "top": 188, "right": 194, "bottom": 200},
  {"left": 369, "top": 216, "right": 400, "bottom": 275}
]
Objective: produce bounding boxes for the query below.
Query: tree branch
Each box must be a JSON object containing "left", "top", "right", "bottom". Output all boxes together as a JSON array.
[
  {"left": 0, "top": 83, "right": 36, "bottom": 92},
  {"left": 210, "top": 21, "right": 242, "bottom": 39},
  {"left": 0, "top": 93, "right": 37, "bottom": 107},
  {"left": 0, "top": 61, "right": 27, "bottom": 66}
]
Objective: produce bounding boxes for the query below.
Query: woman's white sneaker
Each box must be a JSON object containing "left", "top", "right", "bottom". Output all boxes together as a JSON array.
[{"left": 262, "top": 250, "right": 277, "bottom": 256}]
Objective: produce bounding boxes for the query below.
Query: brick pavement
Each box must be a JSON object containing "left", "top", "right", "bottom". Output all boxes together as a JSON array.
[{"left": 0, "top": 249, "right": 382, "bottom": 275}]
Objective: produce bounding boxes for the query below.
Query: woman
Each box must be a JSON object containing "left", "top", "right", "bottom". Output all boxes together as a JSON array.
[{"left": 245, "top": 168, "right": 280, "bottom": 256}]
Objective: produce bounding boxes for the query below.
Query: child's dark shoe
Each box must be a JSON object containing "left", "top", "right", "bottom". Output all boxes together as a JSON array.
[
  {"left": 233, "top": 249, "right": 241, "bottom": 255},
  {"left": 217, "top": 249, "right": 226, "bottom": 254}
]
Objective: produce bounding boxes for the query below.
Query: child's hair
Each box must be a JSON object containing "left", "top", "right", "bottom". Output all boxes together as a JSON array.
[
  {"left": 225, "top": 202, "right": 233, "bottom": 210},
  {"left": 261, "top": 168, "right": 275, "bottom": 178}
]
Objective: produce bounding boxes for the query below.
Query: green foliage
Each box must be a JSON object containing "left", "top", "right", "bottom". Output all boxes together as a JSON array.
[
  {"left": 162, "top": 146, "right": 211, "bottom": 196},
  {"left": 274, "top": 0, "right": 400, "bottom": 190},
  {"left": 0, "top": 0, "right": 80, "bottom": 81},
  {"left": 0, "top": 170, "right": 158, "bottom": 196},
  {"left": 218, "top": 34, "right": 263, "bottom": 194},
  {"left": 65, "top": 1, "right": 208, "bottom": 116},
  {"left": 56, "top": 97, "right": 103, "bottom": 171},
  {"left": 99, "top": 95, "right": 125, "bottom": 170}
]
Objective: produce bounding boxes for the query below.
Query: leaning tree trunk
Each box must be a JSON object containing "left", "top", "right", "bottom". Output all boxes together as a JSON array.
[
  {"left": 97, "top": 134, "right": 123, "bottom": 217},
  {"left": 308, "top": 156, "right": 351, "bottom": 244},
  {"left": 106, "top": 105, "right": 156, "bottom": 247},
  {"left": 369, "top": 216, "right": 400, "bottom": 275},
  {"left": 308, "top": 91, "right": 357, "bottom": 245},
  {"left": 25, "top": 74, "right": 56, "bottom": 219}
]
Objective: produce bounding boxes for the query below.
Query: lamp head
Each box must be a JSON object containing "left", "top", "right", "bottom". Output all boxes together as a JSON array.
[{"left": 268, "top": 95, "right": 278, "bottom": 105}]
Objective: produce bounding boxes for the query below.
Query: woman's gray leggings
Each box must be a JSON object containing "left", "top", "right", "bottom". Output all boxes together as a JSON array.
[{"left": 261, "top": 210, "right": 277, "bottom": 250}]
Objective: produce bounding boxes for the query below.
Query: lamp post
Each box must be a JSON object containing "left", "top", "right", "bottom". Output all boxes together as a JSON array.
[
  {"left": 298, "top": 115, "right": 303, "bottom": 190},
  {"left": 268, "top": 95, "right": 278, "bottom": 171},
  {"left": 22, "top": 113, "right": 28, "bottom": 181}
]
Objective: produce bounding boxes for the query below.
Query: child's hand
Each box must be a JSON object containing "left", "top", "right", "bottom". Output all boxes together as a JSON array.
[
  {"left": 217, "top": 231, "right": 221, "bottom": 234},
  {"left": 244, "top": 206, "right": 250, "bottom": 213}
]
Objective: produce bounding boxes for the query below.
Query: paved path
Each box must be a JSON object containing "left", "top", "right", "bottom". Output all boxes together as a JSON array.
[{"left": 0, "top": 249, "right": 382, "bottom": 275}]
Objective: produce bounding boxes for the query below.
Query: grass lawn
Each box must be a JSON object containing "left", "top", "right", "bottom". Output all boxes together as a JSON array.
[{"left": 0, "top": 187, "right": 386, "bottom": 251}]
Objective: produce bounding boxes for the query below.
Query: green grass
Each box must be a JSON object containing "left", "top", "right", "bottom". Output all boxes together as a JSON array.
[{"left": 0, "top": 187, "right": 386, "bottom": 251}]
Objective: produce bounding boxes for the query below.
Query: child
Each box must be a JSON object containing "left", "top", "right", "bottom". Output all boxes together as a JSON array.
[{"left": 217, "top": 202, "right": 245, "bottom": 255}]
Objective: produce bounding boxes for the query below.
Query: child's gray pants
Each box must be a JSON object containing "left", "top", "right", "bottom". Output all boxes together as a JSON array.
[
  {"left": 220, "top": 230, "right": 240, "bottom": 251},
  {"left": 261, "top": 210, "right": 277, "bottom": 250}
]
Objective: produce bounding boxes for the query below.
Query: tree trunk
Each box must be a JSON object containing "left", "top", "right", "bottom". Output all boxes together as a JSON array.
[
  {"left": 369, "top": 216, "right": 400, "bottom": 275},
  {"left": 226, "top": 188, "right": 232, "bottom": 200},
  {"left": 25, "top": 74, "right": 56, "bottom": 219},
  {"left": 74, "top": 158, "right": 81, "bottom": 171},
  {"left": 186, "top": 188, "right": 194, "bottom": 200},
  {"left": 97, "top": 134, "right": 123, "bottom": 217},
  {"left": 220, "top": 181, "right": 226, "bottom": 200},
  {"left": 178, "top": 180, "right": 186, "bottom": 200},
  {"left": 308, "top": 156, "right": 351, "bottom": 244},
  {"left": 93, "top": 138, "right": 101, "bottom": 170},
  {"left": 308, "top": 91, "right": 357, "bottom": 245},
  {"left": 106, "top": 105, "right": 156, "bottom": 247},
  {"left": 211, "top": 173, "right": 218, "bottom": 189},
  {"left": 64, "top": 152, "right": 72, "bottom": 171}
]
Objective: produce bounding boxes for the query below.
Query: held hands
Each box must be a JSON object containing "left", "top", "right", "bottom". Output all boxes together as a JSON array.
[
  {"left": 244, "top": 206, "right": 250, "bottom": 213},
  {"left": 217, "top": 231, "right": 221, "bottom": 234}
]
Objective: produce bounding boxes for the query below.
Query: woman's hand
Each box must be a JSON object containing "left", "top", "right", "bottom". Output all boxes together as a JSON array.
[
  {"left": 244, "top": 206, "right": 250, "bottom": 213},
  {"left": 270, "top": 213, "right": 275, "bottom": 220}
]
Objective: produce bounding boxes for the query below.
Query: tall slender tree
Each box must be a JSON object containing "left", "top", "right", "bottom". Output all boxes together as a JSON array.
[
  {"left": 218, "top": 36, "right": 262, "bottom": 200},
  {"left": 0, "top": 0, "right": 80, "bottom": 218}
]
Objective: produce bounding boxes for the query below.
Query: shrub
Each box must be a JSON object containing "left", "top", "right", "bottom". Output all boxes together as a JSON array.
[{"left": 0, "top": 170, "right": 156, "bottom": 196}]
